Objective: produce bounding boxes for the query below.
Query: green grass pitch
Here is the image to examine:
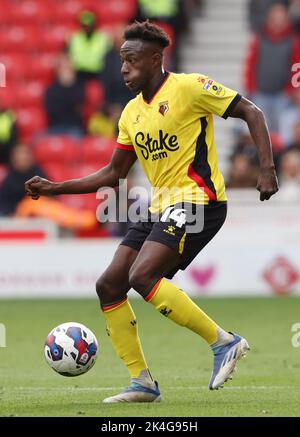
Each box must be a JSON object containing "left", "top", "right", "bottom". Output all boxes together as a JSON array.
[{"left": 0, "top": 297, "right": 300, "bottom": 417}]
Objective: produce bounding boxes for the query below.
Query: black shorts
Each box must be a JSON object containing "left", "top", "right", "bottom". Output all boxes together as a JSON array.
[{"left": 120, "top": 202, "right": 227, "bottom": 279}]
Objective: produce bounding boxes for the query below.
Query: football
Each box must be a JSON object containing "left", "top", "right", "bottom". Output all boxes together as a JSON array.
[{"left": 44, "top": 322, "right": 98, "bottom": 377}]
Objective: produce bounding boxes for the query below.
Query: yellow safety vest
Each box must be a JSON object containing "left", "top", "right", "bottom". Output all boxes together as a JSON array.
[
  {"left": 69, "top": 31, "right": 112, "bottom": 73},
  {"left": 139, "top": 0, "right": 179, "bottom": 17},
  {"left": 0, "top": 111, "right": 15, "bottom": 142}
]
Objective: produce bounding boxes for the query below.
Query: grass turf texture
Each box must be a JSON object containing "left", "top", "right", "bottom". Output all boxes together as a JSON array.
[{"left": 0, "top": 297, "right": 299, "bottom": 417}]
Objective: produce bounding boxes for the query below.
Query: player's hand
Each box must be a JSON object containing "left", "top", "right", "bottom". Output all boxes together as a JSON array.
[
  {"left": 25, "top": 176, "right": 56, "bottom": 200},
  {"left": 256, "top": 167, "right": 279, "bottom": 201}
]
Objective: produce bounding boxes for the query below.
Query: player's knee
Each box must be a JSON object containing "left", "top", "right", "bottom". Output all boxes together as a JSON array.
[
  {"left": 95, "top": 274, "right": 127, "bottom": 305},
  {"left": 129, "top": 269, "right": 153, "bottom": 295},
  {"left": 95, "top": 275, "right": 109, "bottom": 301},
  {"left": 95, "top": 275, "right": 115, "bottom": 303}
]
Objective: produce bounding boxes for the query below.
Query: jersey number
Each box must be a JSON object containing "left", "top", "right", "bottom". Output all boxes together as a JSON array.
[{"left": 160, "top": 207, "right": 187, "bottom": 228}]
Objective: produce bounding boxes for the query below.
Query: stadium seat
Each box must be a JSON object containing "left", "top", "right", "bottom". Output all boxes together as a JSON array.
[
  {"left": 0, "top": 88, "right": 16, "bottom": 109},
  {"left": 16, "top": 107, "right": 48, "bottom": 142},
  {"left": 14, "top": 81, "right": 45, "bottom": 108},
  {"left": 41, "top": 163, "right": 70, "bottom": 182},
  {"left": 27, "top": 53, "right": 57, "bottom": 83},
  {"left": 60, "top": 193, "right": 99, "bottom": 212},
  {"left": 82, "top": 80, "right": 105, "bottom": 124},
  {"left": 9, "top": 1, "right": 50, "bottom": 25},
  {"left": 34, "top": 136, "right": 80, "bottom": 164},
  {"left": 0, "top": 0, "right": 14, "bottom": 21},
  {"left": 94, "top": 0, "right": 137, "bottom": 24},
  {"left": 40, "top": 26, "right": 69, "bottom": 52},
  {"left": 81, "top": 136, "right": 115, "bottom": 165},
  {"left": 52, "top": 0, "right": 85, "bottom": 24},
  {"left": 0, "top": 26, "right": 43, "bottom": 52},
  {"left": 0, "top": 54, "right": 28, "bottom": 82},
  {"left": 74, "top": 163, "right": 102, "bottom": 178}
]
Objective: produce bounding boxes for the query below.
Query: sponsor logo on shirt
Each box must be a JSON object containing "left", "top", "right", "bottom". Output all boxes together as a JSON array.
[
  {"left": 199, "top": 77, "right": 225, "bottom": 97},
  {"left": 134, "top": 130, "right": 179, "bottom": 161}
]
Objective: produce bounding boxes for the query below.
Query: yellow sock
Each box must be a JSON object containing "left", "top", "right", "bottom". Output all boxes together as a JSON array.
[
  {"left": 102, "top": 298, "right": 151, "bottom": 379},
  {"left": 145, "top": 279, "right": 218, "bottom": 345}
]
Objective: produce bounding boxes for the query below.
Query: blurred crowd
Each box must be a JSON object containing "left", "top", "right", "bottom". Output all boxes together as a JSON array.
[
  {"left": 1, "top": 0, "right": 299, "bottom": 239},
  {"left": 0, "top": 0, "right": 199, "bottom": 236},
  {"left": 228, "top": 0, "right": 300, "bottom": 200}
]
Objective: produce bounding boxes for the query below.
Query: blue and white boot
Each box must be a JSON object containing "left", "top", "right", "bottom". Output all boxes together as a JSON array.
[
  {"left": 103, "top": 372, "right": 161, "bottom": 403},
  {"left": 209, "top": 333, "right": 250, "bottom": 390}
]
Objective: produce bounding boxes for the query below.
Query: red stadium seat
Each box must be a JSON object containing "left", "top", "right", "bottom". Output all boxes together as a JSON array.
[
  {"left": 41, "top": 163, "right": 65, "bottom": 181},
  {"left": 0, "top": 82, "right": 44, "bottom": 110},
  {"left": 0, "top": 2, "right": 16, "bottom": 25},
  {"left": 74, "top": 163, "right": 102, "bottom": 178},
  {"left": 81, "top": 136, "right": 115, "bottom": 165},
  {"left": 16, "top": 107, "right": 48, "bottom": 142},
  {"left": 34, "top": 136, "right": 80, "bottom": 164},
  {"left": 4, "top": 1, "right": 55, "bottom": 25},
  {"left": 27, "top": 53, "right": 57, "bottom": 83},
  {"left": 60, "top": 193, "right": 99, "bottom": 212},
  {"left": 0, "top": 88, "right": 16, "bottom": 109},
  {"left": 40, "top": 26, "right": 69, "bottom": 52},
  {"left": 0, "top": 54, "right": 28, "bottom": 82},
  {"left": 94, "top": 0, "right": 137, "bottom": 24},
  {"left": 52, "top": 0, "right": 85, "bottom": 24},
  {"left": 15, "top": 81, "right": 45, "bottom": 108},
  {"left": 82, "top": 80, "right": 105, "bottom": 124},
  {"left": 0, "top": 26, "right": 43, "bottom": 52}
]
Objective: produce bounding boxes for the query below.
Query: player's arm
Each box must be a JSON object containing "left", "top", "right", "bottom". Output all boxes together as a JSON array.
[
  {"left": 25, "top": 148, "right": 137, "bottom": 200},
  {"left": 229, "top": 96, "right": 279, "bottom": 201}
]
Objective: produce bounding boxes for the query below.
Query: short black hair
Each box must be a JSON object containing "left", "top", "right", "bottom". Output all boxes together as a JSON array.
[{"left": 124, "top": 21, "right": 171, "bottom": 49}]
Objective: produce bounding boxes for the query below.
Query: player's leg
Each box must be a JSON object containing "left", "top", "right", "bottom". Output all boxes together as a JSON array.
[
  {"left": 129, "top": 240, "right": 230, "bottom": 345},
  {"left": 96, "top": 245, "right": 160, "bottom": 402},
  {"left": 129, "top": 203, "right": 249, "bottom": 390}
]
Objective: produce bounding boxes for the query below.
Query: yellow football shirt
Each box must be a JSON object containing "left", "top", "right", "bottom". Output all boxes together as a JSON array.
[{"left": 117, "top": 72, "right": 241, "bottom": 214}]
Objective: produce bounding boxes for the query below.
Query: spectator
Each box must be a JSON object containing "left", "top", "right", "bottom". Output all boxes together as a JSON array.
[
  {"left": 278, "top": 150, "right": 300, "bottom": 200},
  {"left": 88, "top": 25, "right": 133, "bottom": 138},
  {"left": 102, "top": 25, "right": 133, "bottom": 110},
  {"left": 244, "top": 3, "right": 300, "bottom": 132},
  {"left": 136, "top": 0, "right": 187, "bottom": 38},
  {"left": 0, "top": 106, "right": 18, "bottom": 164},
  {"left": 279, "top": 89, "right": 300, "bottom": 146},
  {"left": 284, "top": 118, "right": 300, "bottom": 153},
  {"left": 232, "top": 128, "right": 259, "bottom": 166},
  {"left": 248, "top": 0, "right": 289, "bottom": 32},
  {"left": 0, "top": 144, "right": 46, "bottom": 216},
  {"left": 44, "top": 53, "right": 85, "bottom": 137},
  {"left": 68, "top": 10, "right": 112, "bottom": 82},
  {"left": 135, "top": 0, "right": 188, "bottom": 70},
  {"left": 289, "top": 0, "right": 300, "bottom": 33},
  {"left": 233, "top": 126, "right": 283, "bottom": 172},
  {"left": 227, "top": 153, "right": 259, "bottom": 188}
]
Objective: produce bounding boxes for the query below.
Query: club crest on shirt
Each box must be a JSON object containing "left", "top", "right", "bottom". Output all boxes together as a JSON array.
[{"left": 158, "top": 101, "right": 169, "bottom": 116}]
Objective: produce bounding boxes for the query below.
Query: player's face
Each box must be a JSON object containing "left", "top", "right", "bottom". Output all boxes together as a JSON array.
[{"left": 120, "top": 40, "right": 158, "bottom": 93}]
